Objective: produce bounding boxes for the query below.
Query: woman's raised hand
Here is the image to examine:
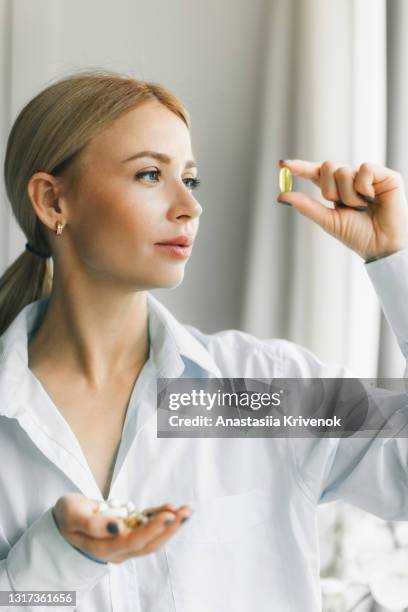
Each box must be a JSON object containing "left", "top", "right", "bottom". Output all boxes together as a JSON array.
[
  {"left": 53, "top": 493, "right": 192, "bottom": 564},
  {"left": 277, "top": 160, "right": 408, "bottom": 262}
]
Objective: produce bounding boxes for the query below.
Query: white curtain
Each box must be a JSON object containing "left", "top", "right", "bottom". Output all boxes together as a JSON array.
[
  {"left": 241, "top": 2, "right": 408, "bottom": 610},
  {"left": 241, "top": 0, "right": 405, "bottom": 380}
]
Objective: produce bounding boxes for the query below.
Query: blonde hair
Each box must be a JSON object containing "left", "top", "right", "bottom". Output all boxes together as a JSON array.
[{"left": 0, "top": 69, "right": 190, "bottom": 336}]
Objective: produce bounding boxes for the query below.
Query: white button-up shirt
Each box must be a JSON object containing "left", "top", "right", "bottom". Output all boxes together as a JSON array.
[{"left": 0, "top": 250, "right": 407, "bottom": 612}]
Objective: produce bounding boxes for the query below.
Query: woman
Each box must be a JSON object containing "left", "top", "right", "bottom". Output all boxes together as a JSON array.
[{"left": 0, "top": 70, "right": 407, "bottom": 612}]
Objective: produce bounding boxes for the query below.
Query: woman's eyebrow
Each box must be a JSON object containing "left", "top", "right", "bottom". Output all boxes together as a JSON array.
[{"left": 121, "top": 150, "right": 197, "bottom": 169}]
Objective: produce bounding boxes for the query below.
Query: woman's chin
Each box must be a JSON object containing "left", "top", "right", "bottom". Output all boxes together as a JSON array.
[{"left": 149, "top": 268, "right": 185, "bottom": 289}]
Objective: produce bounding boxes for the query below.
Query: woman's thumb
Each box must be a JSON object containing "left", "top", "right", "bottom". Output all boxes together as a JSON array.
[
  {"left": 277, "top": 191, "right": 335, "bottom": 231},
  {"left": 78, "top": 512, "right": 124, "bottom": 538},
  {"left": 55, "top": 495, "right": 124, "bottom": 538}
]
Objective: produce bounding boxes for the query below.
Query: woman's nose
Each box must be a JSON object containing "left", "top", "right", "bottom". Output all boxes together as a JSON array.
[{"left": 169, "top": 182, "right": 202, "bottom": 220}]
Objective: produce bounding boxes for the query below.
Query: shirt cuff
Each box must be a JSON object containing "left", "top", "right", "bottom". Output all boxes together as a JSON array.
[
  {"left": 71, "top": 544, "right": 108, "bottom": 565},
  {"left": 6, "top": 507, "right": 110, "bottom": 592},
  {"left": 365, "top": 247, "right": 408, "bottom": 350}
]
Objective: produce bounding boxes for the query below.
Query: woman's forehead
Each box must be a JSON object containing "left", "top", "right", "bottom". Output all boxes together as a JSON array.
[{"left": 84, "top": 106, "right": 193, "bottom": 166}]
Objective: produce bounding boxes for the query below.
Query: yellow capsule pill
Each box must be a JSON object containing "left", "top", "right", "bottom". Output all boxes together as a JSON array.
[{"left": 279, "top": 167, "right": 292, "bottom": 193}]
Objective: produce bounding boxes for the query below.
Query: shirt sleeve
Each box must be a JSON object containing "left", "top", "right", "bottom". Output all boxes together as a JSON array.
[
  {"left": 283, "top": 249, "right": 408, "bottom": 520},
  {"left": 365, "top": 247, "right": 408, "bottom": 378},
  {"left": 283, "top": 345, "right": 408, "bottom": 520},
  {"left": 0, "top": 507, "right": 110, "bottom": 608}
]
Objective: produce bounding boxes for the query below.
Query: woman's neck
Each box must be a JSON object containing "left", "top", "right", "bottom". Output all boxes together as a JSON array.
[{"left": 27, "top": 287, "right": 150, "bottom": 390}]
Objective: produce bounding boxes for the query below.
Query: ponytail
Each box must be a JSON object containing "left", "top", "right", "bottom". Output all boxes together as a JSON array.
[{"left": 0, "top": 252, "right": 52, "bottom": 336}]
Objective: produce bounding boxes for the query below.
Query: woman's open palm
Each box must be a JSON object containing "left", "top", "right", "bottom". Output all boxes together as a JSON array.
[{"left": 53, "top": 493, "right": 192, "bottom": 564}]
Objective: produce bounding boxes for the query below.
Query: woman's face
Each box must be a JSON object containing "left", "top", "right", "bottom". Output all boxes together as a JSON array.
[{"left": 59, "top": 100, "right": 202, "bottom": 290}]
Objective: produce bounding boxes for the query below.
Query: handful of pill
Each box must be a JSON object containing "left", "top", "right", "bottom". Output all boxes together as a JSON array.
[
  {"left": 279, "top": 167, "right": 292, "bottom": 193},
  {"left": 97, "top": 498, "right": 149, "bottom": 528}
]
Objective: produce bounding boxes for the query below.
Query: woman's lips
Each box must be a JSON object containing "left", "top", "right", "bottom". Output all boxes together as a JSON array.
[{"left": 154, "top": 243, "right": 192, "bottom": 259}]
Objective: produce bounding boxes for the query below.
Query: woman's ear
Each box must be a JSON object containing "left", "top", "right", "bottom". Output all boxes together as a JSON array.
[{"left": 27, "top": 172, "right": 64, "bottom": 230}]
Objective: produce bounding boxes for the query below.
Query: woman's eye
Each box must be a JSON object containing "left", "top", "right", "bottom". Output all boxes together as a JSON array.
[
  {"left": 183, "top": 177, "right": 201, "bottom": 191},
  {"left": 134, "top": 170, "right": 201, "bottom": 190},
  {"left": 135, "top": 170, "right": 160, "bottom": 182}
]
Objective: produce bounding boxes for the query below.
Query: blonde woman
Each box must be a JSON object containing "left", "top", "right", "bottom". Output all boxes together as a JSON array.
[{"left": 0, "top": 70, "right": 407, "bottom": 612}]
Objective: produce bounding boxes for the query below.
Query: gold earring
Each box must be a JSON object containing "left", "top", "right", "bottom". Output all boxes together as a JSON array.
[{"left": 56, "top": 222, "right": 64, "bottom": 236}]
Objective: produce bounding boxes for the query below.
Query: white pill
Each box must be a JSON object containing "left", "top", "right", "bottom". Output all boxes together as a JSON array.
[
  {"left": 137, "top": 513, "right": 149, "bottom": 524},
  {"left": 108, "top": 498, "right": 122, "bottom": 508},
  {"left": 126, "top": 501, "right": 136, "bottom": 513},
  {"left": 100, "top": 507, "right": 128, "bottom": 518},
  {"left": 97, "top": 501, "right": 109, "bottom": 513},
  {"left": 125, "top": 512, "right": 149, "bottom": 527}
]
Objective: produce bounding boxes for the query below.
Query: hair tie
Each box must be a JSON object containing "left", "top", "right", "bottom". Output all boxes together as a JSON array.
[{"left": 25, "top": 242, "right": 50, "bottom": 259}]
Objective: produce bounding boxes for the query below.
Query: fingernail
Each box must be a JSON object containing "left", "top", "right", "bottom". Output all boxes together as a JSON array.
[
  {"left": 278, "top": 199, "right": 292, "bottom": 206},
  {"left": 107, "top": 522, "right": 119, "bottom": 535},
  {"left": 359, "top": 194, "right": 375, "bottom": 203},
  {"left": 164, "top": 519, "right": 176, "bottom": 527},
  {"left": 335, "top": 200, "right": 368, "bottom": 211}
]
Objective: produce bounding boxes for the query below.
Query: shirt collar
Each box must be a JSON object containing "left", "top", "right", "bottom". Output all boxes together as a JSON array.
[
  {"left": 146, "top": 292, "right": 222, "bottom": 378},
  {"left": 0, "top": 292, "right": 221, "bottom": 416}
]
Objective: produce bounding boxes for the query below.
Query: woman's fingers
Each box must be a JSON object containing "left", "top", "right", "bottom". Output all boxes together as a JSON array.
[
  {"left": 277, "top": 159, "right": 408, "bottom": 259},
  {"left": 280, "top": 159, "right": 370, "bottom": 209},
  {"left": 54, "top": 494, "right": 99, "bottom": 534},
  {"left": 334, "top": 166, "right": 370, "bottom": 208},
  {"left": 320, "top": 161, "right": 368, "bottom": 208},
  {"left": 117, "top": 506, "right": 193, "bottom": 560},
  {"left": 113, "top": 505, "right": 192, "bottom": 560},
  {"left": 70, "top": 507, "right": 192, "bottom": 563},
  {"left": 279, "top": 159, "right": 321, "bottom": 185},
  {"left": 277, "top": 190, "right": 337, "bottom": 232},
  {"left": 142, "top": 502, "right": 178, "bottom": 517},
  {"left": 354, "top": 162, "right": 404, "bottom": 205},
  {"left": 76, "top": 512, "right": 126, "bottom": 539},
  {"left": 319, "top": 161, "right": 342, "bottom": 202},
  {"left": 69, "top": 510, "right": 178, "bottom": 562},
  {"left": 54, "top": 494, "right": 194, "bottom": 564},
  {"left": 138, "top": 513, "right": 190, "bottom": 555},
  {"left": 124, "top": 510, "right": 179, "bottom": 548},
  {"left": 277, "top": 159, "right": 370, "bottom": 229},
  {"left": 53, "top": 494, "right": 125, "bottom": 539}
]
